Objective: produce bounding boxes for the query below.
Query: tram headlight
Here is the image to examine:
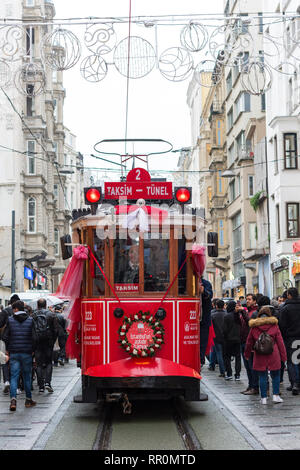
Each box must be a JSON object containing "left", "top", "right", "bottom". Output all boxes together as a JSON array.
[
  {"left": 114, "top": 307, "right": 124, "bottom": 319},
  {"left": 155, "top": 308, "right": 166, "bottom": 321}
]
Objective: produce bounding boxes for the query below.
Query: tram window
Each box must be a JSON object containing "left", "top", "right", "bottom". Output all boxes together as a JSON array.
[
  {"left": 178, "top": 237, "right": 187, "bottom": 295},
  {"left": 144, "top": 237, "right": 169, "bottom": 292},
  {"left": 92, "top": 230, "right": 105, "bottom": 296},
  {"left": 114, "top": 238, "right": 139, "bottom": 287}
]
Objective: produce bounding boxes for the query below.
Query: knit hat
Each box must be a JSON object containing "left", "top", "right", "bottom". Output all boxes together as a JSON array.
[{"left": 226, "top": 300, "right": 236, "bottom": 312}]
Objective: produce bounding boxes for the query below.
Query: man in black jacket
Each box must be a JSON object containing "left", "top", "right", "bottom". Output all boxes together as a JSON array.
[
  {"left": 0, "top": 294, "right": 20, "bottom": 395},
  {"left": 2, "top": 300, "right": 36, "bottom": 411},
  {"left": 199, "top": 277, "right": 213, "bottom": 365},
  {"left": 279, "top": 287, "right": 300, "bottom": 395},
  {"left": 33, "top": 298, "right": 58, "bottom": 393},
  {"left": 211, "top": 300, "right": 226, "bottom": 377}
]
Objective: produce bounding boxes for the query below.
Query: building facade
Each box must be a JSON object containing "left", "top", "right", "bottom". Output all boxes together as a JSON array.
[
  {"left": 0, "top": 0, "right": 82, "bottom": 300},
  {"left": 264, "top": 0, "right": 300, "bottom": 296}
]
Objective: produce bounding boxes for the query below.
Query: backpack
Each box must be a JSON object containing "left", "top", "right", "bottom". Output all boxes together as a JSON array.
[
  {"left": 33, "top": 313, "right": 51, "bottom": 342},
  {"left": 254, "top": 330, "right": 274, "bottom": 355}
]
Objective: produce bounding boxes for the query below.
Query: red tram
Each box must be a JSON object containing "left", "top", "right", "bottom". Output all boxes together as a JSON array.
[{"left": 58, "top": 168, "right": 217, "bottom": 406}]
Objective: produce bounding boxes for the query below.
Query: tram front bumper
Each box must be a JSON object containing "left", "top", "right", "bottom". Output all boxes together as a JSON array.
[{"left": 80, "top": 357, "right": 205, "bottom": 402}]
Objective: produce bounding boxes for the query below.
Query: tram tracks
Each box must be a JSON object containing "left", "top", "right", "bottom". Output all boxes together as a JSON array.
[{"left": 93, "top": 398, "right": 202, "bottom": 451}]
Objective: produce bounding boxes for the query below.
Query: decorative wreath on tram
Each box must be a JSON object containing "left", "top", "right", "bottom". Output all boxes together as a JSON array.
[{"left": 118, "top": 311, "right": 165, "bottom": 358}]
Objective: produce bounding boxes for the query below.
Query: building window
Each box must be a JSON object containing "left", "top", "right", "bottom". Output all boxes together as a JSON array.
[
  {"left": 274, "top": 135, "right": 278, "bottom": 174},
  {"left": 26, "top": 86, "right": 34, "bottom": 116},
  {"left": 54, "top": 184, "right": 58, "bottom": 199},
  {"left": 228, "top": 143, "right": 234, "bottom": 166},
  {"left": 261, "top": 93, "right": 266, "bottom": 111},
  {"left": 217, "top": 170, "right": 223, "bottom": 194},
  {"left": 234, "top": 92, "right": 251, "bottom": 118},
  {"left": 284, "top": 133, "right": 298, "bottom": 169},
  {"left": 216, "top": 120, "right": 222, "bottom": 146},
  {"left": 236, "top": 175, "right": 241, "bottom": 196},
  {"left": 26, "top": 0, "right": 35, "bottom": 6},
  {"left": 248, "top": 175, "right": 254, "bottom": 196},
  {"left": 27, "top": 140, "right": 35, "bottom": 175},
  {"left": 28, "top": 197, "right": 36, "bottom": 233},
  {"left": 227, "top": 107, "right": 233, "bottom": 130},
  {"left": 249, "top": 222, "right": 257, "bottom": 249},
  {"left": 232, "top": 212, "right": 243, "bottom": 267},
  {"left": 287, "top": 203, "right": 300, "bottom": 238},
  {"left": 258, "top": 12, "right": 264, "bottom": 33},
  {"left": 25, "top": 27, "right": 35, "bottom": 58},
  {"left": 226, "top": 71, "right": 232, "bottom": 95},
  {"left": 54, "top": 228, "right": 59, "bottom": 256},
  {"left": 219, "top": 219, "right": 225, "bottom": 247},
  {"left": 276, "top": 204, "right": 280, "bottom": 240},
  {"left": 229, "top": 179, "right": 236, "bottom": 202}
]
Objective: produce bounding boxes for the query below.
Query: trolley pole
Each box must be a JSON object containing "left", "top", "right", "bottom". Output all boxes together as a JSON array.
[{"left": 11, "top": 210, "right": 16, "bottom": 294}]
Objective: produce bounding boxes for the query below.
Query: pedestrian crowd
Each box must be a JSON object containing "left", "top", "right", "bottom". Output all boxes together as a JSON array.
[
  {"left": 0, "top": 295, "right": 68, "bottom": 412},
  {"left": 201, "top": 282, "right": 300, "bottom": 405}
]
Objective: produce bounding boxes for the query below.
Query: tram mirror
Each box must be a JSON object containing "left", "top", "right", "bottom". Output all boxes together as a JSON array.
[
  {"left": 207, "top": 232, "right": 218, "bottom": 258},
  {"left": 60, "top": 234, "right": 72, "bottom": 260}
]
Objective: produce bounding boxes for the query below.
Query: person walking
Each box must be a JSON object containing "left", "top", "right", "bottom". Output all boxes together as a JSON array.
[
  {"left": 0, "top": 294, "right": 20, "bottom": 395},
  {"left": 245, "top": 306, "right": 287, "bottom": 404},
  {"left": 2, "top": 300, "right": 36, "bottom": 411},
  {"left": 33, "top": 298, "right": 58, "bottom": 393},
  {"left": 199, "top": 277, "right": 213, "bottom": 366},
  {"left": 210, "top": 299, "right": 226, "bottom": 377},
  {"left": 223, "top": 300, "right": 241, "bottom": 381},
  {"left": 279, "top": 287, "right": 300, "bottom": 395}
]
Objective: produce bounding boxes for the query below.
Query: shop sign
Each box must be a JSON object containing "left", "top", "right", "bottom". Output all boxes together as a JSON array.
[
  {"left": 271, "top": 258, "right": 289, "bottom": 272},
  {"left": 24, "top": 267, "right": 34, "bottom": 281}
]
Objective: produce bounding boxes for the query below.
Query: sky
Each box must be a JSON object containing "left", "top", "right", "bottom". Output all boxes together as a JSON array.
[{"left": 53, "top": 0, "right": 224, "bottom": 177}]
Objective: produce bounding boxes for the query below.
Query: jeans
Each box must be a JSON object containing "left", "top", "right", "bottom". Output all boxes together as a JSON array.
[
  {"left": 1, "top": 361, "right": 9, "bottom": 383},
  {"left": 241, "top": 343, "right": 257, "bottom": 389},
  {"left": 224, "top": 342, "right": 241, "bottom": 377},
  {"left": 209, "top": 347, "right": 217, "bottom": 369},
  {"left": 248, "top": 353, "right": 259, "bottom": 390},
  {"left": 258, "top": 370, "right": 280, "bottom": 398},
  {"left": 213, "top": 342, "right": 225, "bottom": 374},
  {"left": 200, "top": 325, "right": 210, "bottom": 364},
  {"left": 35, "top": 345, "right": 53, "bottom": 387},
  {"left": 9, "top": 353, "right": 32, "bottom": 400}
]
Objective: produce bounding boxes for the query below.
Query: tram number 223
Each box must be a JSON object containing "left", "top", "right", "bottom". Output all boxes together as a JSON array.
[
  {"left": 189, "top": 311, "right": 197, "bottom": 320},
  {"left": 85, "top": 311, "right": 93, "bottom": 321}
]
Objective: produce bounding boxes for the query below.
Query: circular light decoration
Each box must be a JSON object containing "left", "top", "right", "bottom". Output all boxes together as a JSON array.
[
  {"left": 114, "top": 36, "right": 156, "bottom": 79},
  {"left": 14, "top": 62, "right": 46, "bottom": 97},
  {"left": 194, "top": 59, "right": 223, "bottom": 88},
  {"left": 159, "top": 47, "right": 193, "bottom": 82},
  {"left": 180, "top": 22, "right": 208, "bottom": 52},
  {"left": 0, "top": 59, "right": 11, "bottom": 87},
  {"left": 241, "top": 59, "right": 272, "bottom": 95},
  {"left": 209, "top": 24, "right": 253, "bottom": 67},
  {"left": 84, "top": 23, "right": 117, "bottom": 56},
  {"left": 86, "top": 188, "right": 101, "bottom": 203},
  {"left": 0, "top": 26, "right": 25, "bottom": 61},
  {"left": 80, "top": 55, "right": 108, "bottom": 82},
  {"left": 41, "top": 28, "right": 81, "bottom": 71}
]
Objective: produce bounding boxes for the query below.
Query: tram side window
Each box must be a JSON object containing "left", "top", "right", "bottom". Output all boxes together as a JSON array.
[
  {"left": 114, "top": 238, "right": 139, "bottom": 288},
  {"left": 144, "top": 237, "right": 169, "bottom": 292},
  {"left": 178, "top": 237, "right": 187, "bottom": 295},
  {"left": 92, "top": 230, "right": 105, "bottom": 296}
]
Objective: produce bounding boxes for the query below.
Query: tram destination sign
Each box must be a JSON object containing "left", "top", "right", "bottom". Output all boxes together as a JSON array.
[{"left": 104, "top": 181, "right": 173, "bottom": 200}]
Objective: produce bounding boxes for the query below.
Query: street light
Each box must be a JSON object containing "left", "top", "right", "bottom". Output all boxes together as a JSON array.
[{"left": 221, "top": 169, "right": 236, "bottom": 178}]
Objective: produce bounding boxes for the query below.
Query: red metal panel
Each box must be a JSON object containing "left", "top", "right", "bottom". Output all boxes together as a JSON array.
[
  {"left": 107, "top": 299, "right": 175, "bottom": 364},
  {"left": 177, "top": 300, "right": 201, "bottom": 373},
  {"left": 81, "top": 301, "right": 104, "bottom": 374}
]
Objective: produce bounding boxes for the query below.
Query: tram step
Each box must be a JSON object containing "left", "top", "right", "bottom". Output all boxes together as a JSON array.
[
  {"left": 73, "top": 395, "right": 84, "bottom": 403},
  {"left": 199, "top": 393, "right": 208, "bottom": 401}
]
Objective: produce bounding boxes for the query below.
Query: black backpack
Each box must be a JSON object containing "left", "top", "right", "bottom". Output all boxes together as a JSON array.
[
  {"left": 33, "top": 313, "right": 51, "bottom": 342},
  {"left": 254, "top": 330, "right": 274, "bottom": 355}
]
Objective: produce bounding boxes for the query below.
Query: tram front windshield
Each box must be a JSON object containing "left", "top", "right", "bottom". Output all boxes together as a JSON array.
[{"left": 114, "top": 235, "right": 169, "bottom": 292}]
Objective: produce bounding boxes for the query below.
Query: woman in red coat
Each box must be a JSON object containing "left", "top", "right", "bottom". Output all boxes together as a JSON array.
[{"left": 245, "top": 306, "right": 287, "bottom": 404}]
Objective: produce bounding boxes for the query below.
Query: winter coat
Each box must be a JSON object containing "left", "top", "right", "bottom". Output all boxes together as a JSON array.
[
  {"left": 244, "top": 316, "right": 287, "bottom": 371},
  {"left": 223, "top": 312, "right": 241, "bottom": 344},
  {"left": 200, "top": 278, "right": 213, "bottom": 329},
  {"left": 2, "top": 311, "right": 35, "bottom": 355},
  {"left": 0, "top": 305, "right": 13, "bottom": 330},
  {"left": 279, "top": 298, "right": 300, "bottom": 344},
  {"left": 211, "top": 309, "right": 226, "bottom": 344}
]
